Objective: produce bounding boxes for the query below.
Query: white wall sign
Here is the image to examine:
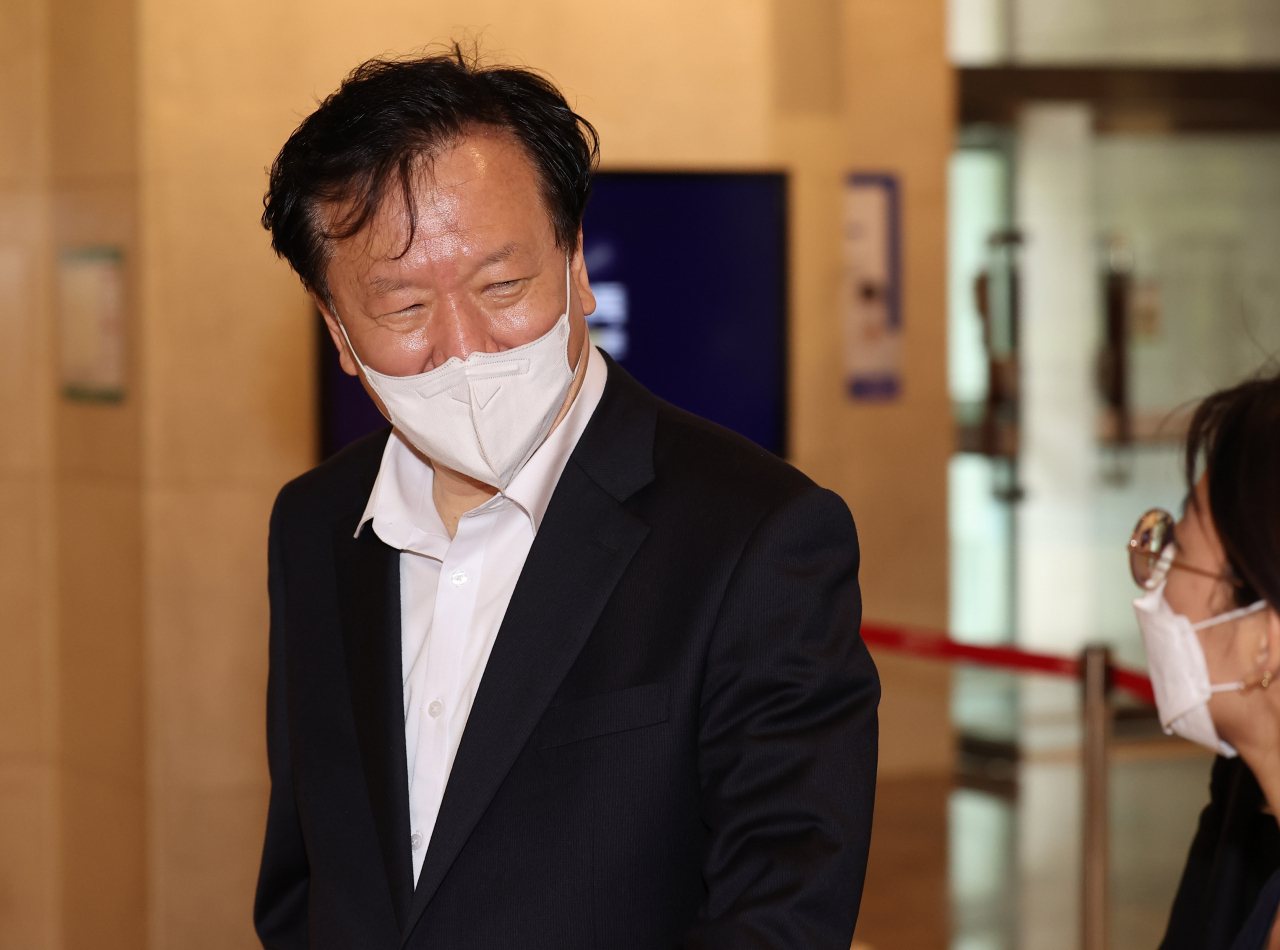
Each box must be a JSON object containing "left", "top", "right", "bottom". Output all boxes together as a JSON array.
[
  {"left": 58, "top": 245, "right": 125, "bottom": 402},
  {"left": 842, "top": 173, "right": 902, "bottom": 401}
]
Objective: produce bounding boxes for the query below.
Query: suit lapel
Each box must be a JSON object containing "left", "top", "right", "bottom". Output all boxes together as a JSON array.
[
  {"left": 401, "top": 373, "right": 655, "bottom": 942},
  {"left": 332, "top": 514, "right": 415, "bottom": 930},
  {"left": 402, "top": 466, "right": 648, "bottom": 940}
]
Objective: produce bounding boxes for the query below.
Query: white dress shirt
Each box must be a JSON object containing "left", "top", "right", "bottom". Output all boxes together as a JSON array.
[{"left": 355, "top": 344, "right": 607, "bottom": 884}]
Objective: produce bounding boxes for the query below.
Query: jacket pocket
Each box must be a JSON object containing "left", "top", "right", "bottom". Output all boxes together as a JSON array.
[{"left": 536, "top": 683, "right": 670, "bottom": 749}]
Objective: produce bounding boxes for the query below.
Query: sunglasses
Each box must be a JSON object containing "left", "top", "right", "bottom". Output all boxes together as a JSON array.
[{"left": 1128, "top": 508, "right": 1244, "bottom": 591}]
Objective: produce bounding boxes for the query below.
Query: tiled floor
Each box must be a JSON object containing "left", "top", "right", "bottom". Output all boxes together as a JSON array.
[
  {"left": 853, "top": 672, "right": 1216, "bottom": 950},
  {"left": 855, "top": 775, "right": 952, "bottom": 949}
]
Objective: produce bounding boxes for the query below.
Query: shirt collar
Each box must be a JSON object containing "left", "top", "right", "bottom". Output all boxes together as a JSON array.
[
  {"left": 356, "top": 430, "right": 452, "bottom": 560},
  {"left": 502, "top": 343, "right": 607, "bottom": 531},
  {"left": 356, "top": 343, "right": 608, "bottom": 551}
]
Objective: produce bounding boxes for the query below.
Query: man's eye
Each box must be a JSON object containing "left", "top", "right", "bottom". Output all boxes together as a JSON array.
[{"left": 489, "top": 279, "right": 521, "bottom": 292}]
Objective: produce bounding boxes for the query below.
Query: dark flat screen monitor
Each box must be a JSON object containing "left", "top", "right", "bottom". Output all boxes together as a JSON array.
[{"left": 320, "top": 171, "right": 788, "bottom": 459}]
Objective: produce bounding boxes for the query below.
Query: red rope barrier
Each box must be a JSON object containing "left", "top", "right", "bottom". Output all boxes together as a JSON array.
[
  {"left": 1110, "top": 667, "right": 1156, "bottom": 706},
  {"left": 860, "top": 622, "right": 1156, "bottom": 706}
]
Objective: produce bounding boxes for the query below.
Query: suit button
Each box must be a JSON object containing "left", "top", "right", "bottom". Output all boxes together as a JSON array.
[
  {"left": 428, "top": 700, "right": 444, "bottom": 718},
  {"left": 411, "top": 831, "right": 423, "bottom": 850}
]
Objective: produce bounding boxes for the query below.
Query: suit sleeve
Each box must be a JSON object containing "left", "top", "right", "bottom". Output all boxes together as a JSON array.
[
  {"left": 254, "top": 493, "right": 311, "bottom": 949},
  {"left": 685, "top": 486, "right": 879, "bottom": 950}
]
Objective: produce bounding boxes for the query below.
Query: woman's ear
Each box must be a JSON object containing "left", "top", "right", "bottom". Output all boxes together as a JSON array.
[{"left": 1253, "top": 606, "right": 1280, "bottom": 689}]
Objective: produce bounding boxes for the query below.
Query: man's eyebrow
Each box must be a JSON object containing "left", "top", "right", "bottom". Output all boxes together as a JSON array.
[
  {"left": 363, "top": 244, "right": 523, "bottom": 295},
  {"left": 475, "top": 242, "right": 521, "bottom": 268},
  {"left": 366, "top": 274, "right": 414, "bottom": 295}
]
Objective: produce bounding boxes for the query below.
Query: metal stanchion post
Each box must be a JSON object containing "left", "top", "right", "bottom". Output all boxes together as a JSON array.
[{"left": 1081, "top": 644, "right": 1112, "bottom": 950}]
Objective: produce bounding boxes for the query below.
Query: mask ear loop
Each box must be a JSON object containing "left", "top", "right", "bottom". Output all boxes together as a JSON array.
[
  {"left": 330, "top": 309, "right": 370, "bottom": 376},
  {"left": 1192, "top": 599, "right": 1269, "bottom": 693},
  {"left": 1192, "top": 599, "right": 1268, "bottom": 631},
  {"left": 564, "top": 254, "right": 587, "bottom": 376}
]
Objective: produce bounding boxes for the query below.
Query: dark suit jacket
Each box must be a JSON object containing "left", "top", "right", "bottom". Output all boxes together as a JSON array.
[
  {"left": 254, "top": 357, "right": 880, "bottom": 949},
  {"left": 1161, "top": 756, "right": 1280, "bottom": 950}
]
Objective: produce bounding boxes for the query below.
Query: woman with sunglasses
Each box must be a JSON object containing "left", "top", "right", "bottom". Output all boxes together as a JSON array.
[{"left": 1128, "top": 371, "right": 1280, "bottom": 950}]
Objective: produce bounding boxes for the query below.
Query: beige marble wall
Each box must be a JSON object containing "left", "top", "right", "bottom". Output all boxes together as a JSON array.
[
  {"left": 49, "top": 0, "right": 148, "bottom": 943},
  {"left": 137, "top": 7, "right": 314, "bottom": 942},
  {"left": 782, "top": 0, "right": 955, "bottom": 776},
  {"left": 0, "top": 0, "right": 149, "bottom": 942},
  {"left": 842, "top": 0, "right": 954, "bottom": 775},
  {"left": 0, "top": 0, "right": 58, "bottom": 943},
  {"left": 1, "top": 0, "right": 953, "bottom": 944}
]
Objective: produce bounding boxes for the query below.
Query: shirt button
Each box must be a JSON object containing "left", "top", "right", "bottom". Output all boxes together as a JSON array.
[
  {"left": 411, "top": 831, "right": 423, "bottom": 850},
  {"left": 451, "top": 569, "right": 468, "bottom": 586},
  {"left": 428, "top": 700, "right": 444, "bottom": 718}
]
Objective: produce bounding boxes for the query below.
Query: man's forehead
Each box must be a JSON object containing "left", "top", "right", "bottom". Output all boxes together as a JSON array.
[
  {"left": 326, "top": 138, "right": 551, "bottom": 277},
  {"left": 385, "top": 134, "right": 539, "bottom": 220}
]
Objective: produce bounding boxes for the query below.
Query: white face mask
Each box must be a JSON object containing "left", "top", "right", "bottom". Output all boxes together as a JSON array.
[
  {"left": 1133, "top": 582, "right": 1267, "bottom": 757},
  {"left": 334, "top": 257, "right": 578, "bottom": 490}
]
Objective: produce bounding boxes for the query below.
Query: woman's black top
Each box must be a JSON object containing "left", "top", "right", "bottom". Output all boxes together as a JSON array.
[
  {"left": 1230, "top": 870, "right": 1280, "bottom": 950},
  {"left": 1161, "top": 756, "right": 1280, "bottom": 950}
]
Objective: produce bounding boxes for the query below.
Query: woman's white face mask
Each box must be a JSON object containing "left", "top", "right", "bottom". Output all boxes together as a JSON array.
[{"left": 1134, "top": 582, "right": 1267, "bottom": 757}]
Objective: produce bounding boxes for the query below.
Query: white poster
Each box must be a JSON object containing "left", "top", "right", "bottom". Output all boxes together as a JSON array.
[
  {"left": 58, "top": 246, "right": 125, "bottom": 402},
  {"left": 842, "top": 174, "right": 902, "bottom": 401}
]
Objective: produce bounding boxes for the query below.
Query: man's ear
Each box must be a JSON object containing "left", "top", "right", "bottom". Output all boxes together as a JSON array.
[
  {"left": 312, "top": 290, "right": 361, "bottom": 377},
  {"left": 571, "top": 228, "right": 596, "bottom": 318}
]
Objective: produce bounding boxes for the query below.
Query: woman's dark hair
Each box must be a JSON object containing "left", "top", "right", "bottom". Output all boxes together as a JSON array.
[
  {"left": 262, "top": 45, "right": 599, "bottom": 305},
  {"left": 1185, "top": 369, "right": 1280, "bottom": 610}
]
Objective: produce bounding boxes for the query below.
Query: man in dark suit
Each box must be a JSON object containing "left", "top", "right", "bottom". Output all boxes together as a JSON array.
[{"left": 254, "top": 49, "right": 879, "bottom": 950}]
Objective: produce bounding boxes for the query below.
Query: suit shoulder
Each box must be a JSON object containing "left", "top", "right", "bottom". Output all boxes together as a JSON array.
[
  {"left": 650, "top": 400, "right": 817, "bottom": 510},
  {"left": 272, "top": 427, "right": 391, "bottom": 525}
]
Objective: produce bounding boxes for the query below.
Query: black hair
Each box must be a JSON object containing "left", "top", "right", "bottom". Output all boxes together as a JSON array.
[
  {"left": 1185, "top": 368, "right": 1280, "bottom": 610},
  {"left": 261, "top": 45, "right": 599, "bottom": 305}
]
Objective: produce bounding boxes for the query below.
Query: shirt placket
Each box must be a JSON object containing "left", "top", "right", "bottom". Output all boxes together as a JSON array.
[{"left": 407, "top": 503, "right": 498, "bottom": 868}]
